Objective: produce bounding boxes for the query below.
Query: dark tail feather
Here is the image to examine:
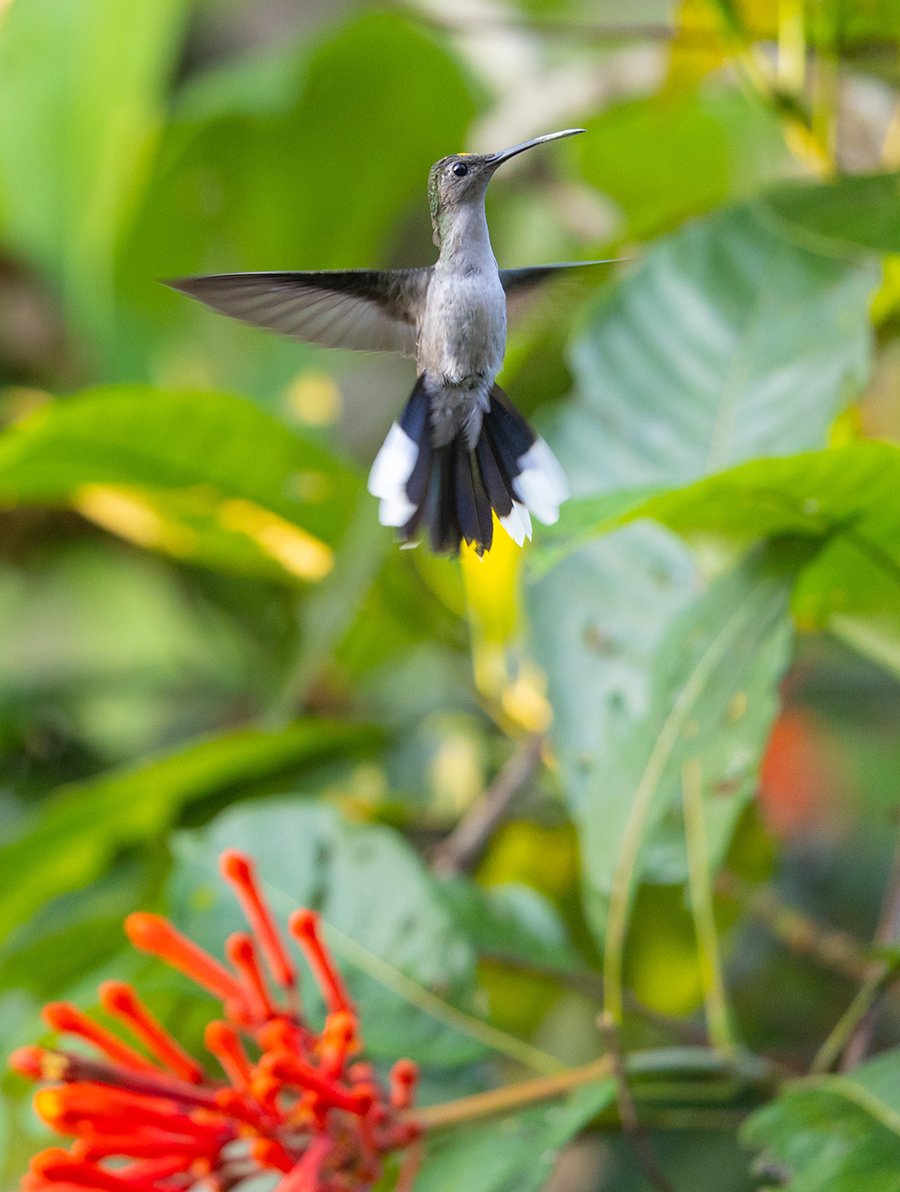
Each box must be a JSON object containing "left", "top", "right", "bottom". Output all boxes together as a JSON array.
[
  {"left": 368, "top": 380, "right": 568, "bottom": 555},
  {"left": 453, "top": 439, "right": 493, "bottom": 554}
]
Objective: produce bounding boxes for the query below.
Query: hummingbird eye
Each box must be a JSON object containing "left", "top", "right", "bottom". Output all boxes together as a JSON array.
[{"left": 451, "top": 161, "right": 469, "bottom": 177}]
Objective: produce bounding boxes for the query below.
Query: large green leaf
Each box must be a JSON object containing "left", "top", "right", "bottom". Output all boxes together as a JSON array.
[
  {"left": 168, "top": 800, "right": 485, "bottom": 1066},
  {"left": 536, "top": 442, "right": 900, "bottom": 674},
  {"left": 0, "top": 0, "right": 186, "bottom": 345},
  {"left": 546, "top": 204, "right": 876, "bottom": 493},
  {"left": 0, "top": 385, "right": 360, "bottom": 580},
  {"left": 742, "top": 1049, "right": 900, "bottom": 1191},
  {"left": 531, "top": 203, "right": 875, "bottom": 812},
  {"left": 115, "top": 10, "right": 479, "bottom": 389},
  {"left": 530, "top": 204, "right": 875, "bottom": 952},
  {"left": 759, "top": 172, "right": 900, "bottom": 257},
  {"left": 529, "top": 524, "right": 699, "bottom": 810},
  {"left": 579, "top": 87, "right": 789, "bottom": 239},
  {"left": 0, "top": 719, "right": 377, "bottom": 951},
  {"left": 579, "top": 544, "right": 795, "bottom": 935}
]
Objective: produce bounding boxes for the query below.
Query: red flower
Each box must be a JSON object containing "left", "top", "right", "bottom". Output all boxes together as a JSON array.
[{"left": 10, "top": 851, "right": 421, "bottom": 1192}]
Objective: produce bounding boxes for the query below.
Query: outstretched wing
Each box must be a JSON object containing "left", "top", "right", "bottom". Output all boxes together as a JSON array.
[
  {"left": 500, "top": 259, "right": 622, "bottom": 324},
  {"left": 166, "top": 269, "right": 432, "bottom": 357}
]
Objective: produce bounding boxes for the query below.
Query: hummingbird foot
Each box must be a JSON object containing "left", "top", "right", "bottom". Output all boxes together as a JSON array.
[{"left": 367, "top": 379, "right": 568, "bottom": 556}]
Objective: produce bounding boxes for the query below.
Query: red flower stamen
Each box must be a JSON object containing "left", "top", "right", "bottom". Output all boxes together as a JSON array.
[
  {"left": 98, "top": 983, "right": 205, "bottom": 1084},
  {"left": 204, "top": 1021, "right": 252, "bottom": 1090},
  {"left": 29, "top": 1151, "right": 165, "bottom": 1192},
  {"left": 258, "top": 1016, "right": 309, "bottom": 1056},
  {"left": 319, "top": 1009, "right": 358, "bottom": 1078},
  {"left": 41, "top": 1006, "right": 158, "bottom": 1076},
  {"left": 347, "top": 1060, "right": 376, "bottom": 1084},
  {"left": 9, "top": 1047, "right": 50, "bottom": 1081},
  {"left": 25, "top": 1050, "right": 224, "bottom": 1115},
  {"left": 213, "top": 1085, "right": 273, "bottom": 1131},
  {"left": 11, "top": 851, "right": 421, "bottom": 1192},
  {"left": 225, "top": 932, "right": 274, "bottom": 1023},
  {"left": 33, "top": 1082, "right": 222, "bottom": 1141},
  {"left": 74, "top": 1134, "right": 220, "bottom": 1162},
  {"left": 390, "top": 1059, "right": 419, "bottom": 1110},
  {"left": 124, "top": 914, "right": 246, "bottom": 1009},
  {"left": 250, "top": 1139, "right": 295, "bottom": 1173},
  {"left": 288, "top": 910, "right": 354, "bottom": 1014},
  {"left": 261, "top": 1051, "right": 372, "bottom": 1116},
  {"left": 220, "top": 851, "right": 297, "bottom": 992}
]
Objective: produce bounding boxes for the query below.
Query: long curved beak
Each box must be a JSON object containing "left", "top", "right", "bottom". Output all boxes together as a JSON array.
[{"left": 487, "top": 128, "right": 585, "bottom": 170}]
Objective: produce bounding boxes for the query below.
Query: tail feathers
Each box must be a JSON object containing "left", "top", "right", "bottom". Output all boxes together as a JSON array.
[{"left": 367, "top": 380, "right": 568, "bottom": 555}]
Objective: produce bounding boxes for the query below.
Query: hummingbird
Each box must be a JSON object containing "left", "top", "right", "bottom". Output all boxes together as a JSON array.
[{"left": 169, "top": 128, "right": 603, "bottom": 555}]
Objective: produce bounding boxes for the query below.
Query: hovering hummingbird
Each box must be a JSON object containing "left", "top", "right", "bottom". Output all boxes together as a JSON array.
[{"left": 170, "top": 128, "right": 603, "bottom": 555}]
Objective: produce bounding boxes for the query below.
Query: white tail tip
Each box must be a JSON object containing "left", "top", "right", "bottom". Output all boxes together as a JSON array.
[
  {"left": 512, "top": 437, "right": 569, "bottom": 526},
  {"left": 368, "top": 422, "right": 418, "bottom": 527}
]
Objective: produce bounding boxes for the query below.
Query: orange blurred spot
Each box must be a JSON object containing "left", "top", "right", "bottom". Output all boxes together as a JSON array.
[{"left": 759, "top": 708, "right": 836, "bottom": 839}]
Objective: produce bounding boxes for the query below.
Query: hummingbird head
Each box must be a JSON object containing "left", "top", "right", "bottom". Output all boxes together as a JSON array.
[{"left": 427, "top": 128, "right": 584, "bottom": 248}]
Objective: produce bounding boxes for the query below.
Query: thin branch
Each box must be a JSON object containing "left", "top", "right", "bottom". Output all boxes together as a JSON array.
[
  {"left": 414, "top": 1054, "right": 613, "bottom": 1131},
  {"left": 682, "top": 760, "right": 736, "bottom": 1057},
  {"left": 413, "top": 1045, "right": 780, "bottom": 1133},
  {"left": 810, "top": 964, "right": 900, "bottom": 1076},
  {"left": 715, "top": 870, "right": 872, "bottom": 983},
  {"left": 604, "top": 605, "right": 755, "bottom": 1024},
  {"left": 599, "top": 1013, "right": 678, "bottom": 1192},
  {"left": 839, "top": 834, "right": 900, "bottom": 1071},
  {"left": 431, "top": 734, "right": 543, "bottom": 875}
]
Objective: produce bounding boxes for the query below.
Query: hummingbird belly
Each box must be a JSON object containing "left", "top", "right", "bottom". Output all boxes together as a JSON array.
[{"left": 417, "top": 269, "right": 507, "bottom": 446}]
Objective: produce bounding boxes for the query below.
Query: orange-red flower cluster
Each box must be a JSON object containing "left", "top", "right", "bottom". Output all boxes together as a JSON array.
[{"left": 10, "top": 851, "right": 421, "bottom": 1192}]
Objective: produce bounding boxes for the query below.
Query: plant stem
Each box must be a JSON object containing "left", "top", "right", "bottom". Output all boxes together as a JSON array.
[
  {"left": 414, "top": 1054, "right": 614, "bottom": 1131},
  {"left": 840, "top": 836, "right": 900, "bottom": 1070},
  {"left": 431, "top": 734, "right": 544, "bottom": 875},
  {"left": 414, "top": 1045, "right": 780, "bottom": 1133},
  {"left": 599, "top": 1013, "right": 678, "bottom": 1192},
  {"left": 715, "top": 870, "right": 871, "bottom": 983},
  {"left": 811, "top": 835, "right": 900, "bottom": 1075},
  {"left": 810, "top": 967, "right": 898, "bottom": 1076},
  {"left": 603, "top": 607, "right": 752, "bottom": 1024},
  {"left": 682, "top": 760, "right": 735, "bottom": 1056},
  {"left": 777, "top": 0, "right": 807, "bottom": 94}
]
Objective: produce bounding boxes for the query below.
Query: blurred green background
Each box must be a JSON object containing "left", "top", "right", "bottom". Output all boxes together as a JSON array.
[{"left": 1, "top": 0, "right": 900, "bottom": 1188}]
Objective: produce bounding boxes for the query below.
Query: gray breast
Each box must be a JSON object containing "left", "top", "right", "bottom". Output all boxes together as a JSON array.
[{"left": 417, "top": 270, "right": 507, "bottom": 386}]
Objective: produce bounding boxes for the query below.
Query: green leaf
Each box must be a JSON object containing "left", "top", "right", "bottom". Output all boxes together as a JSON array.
[
  {"left": 0, "top": 0, "right": 187, "bottom": 345},
  {"left": 759, "top": 172, "right": 900, "bottom": 257},
  {"left": 578, "top": 544, "right": 795, "bottom": 934},
  {"left": 538, "top": 443, "right": 900, "bottom": 675},
  {"left": 529, "top": 524, "right": 699, "bottom": 810},
  {"left": 547, "top": 204, "right": 877, "bottom": 494},
  {"left": 531, "top": 203, "right": 877, "bottom": 825},
  {"left": 168, "top": 799, "right": 486, "bottom": 1066},
  {"left": 579, "top": 87, "right": 789, "bottom": 239},
  {"left": 0, "top": 720, "right": 377, "bottom": 951},
  {"left": 742, "top": 1049, "right": 900, "bottom": 1191},
  {"left": 441, "top": 878, "right": 578, "bottom": 972},
  {"left": 0, "top": 385, "right": 360, "bottom": 581},
  {"left": 116, "top": 10, "right": 479, "bottom": 388},
  {"left": 414, "top": 1082, "right": 615, "bottom": 1192}
]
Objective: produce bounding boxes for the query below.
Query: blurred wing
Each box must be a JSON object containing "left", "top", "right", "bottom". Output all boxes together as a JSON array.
[
  {"left": 166, "top": 269, "right": 431, "bottom": 357},
  {"left": 501, "top": 259, "right": 623, "bottom": 324}
]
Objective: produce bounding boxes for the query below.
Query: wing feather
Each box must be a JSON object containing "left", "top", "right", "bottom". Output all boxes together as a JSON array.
[
  {"left": 166, "top": 269, "right": 431, "bottom": 357},
  {"left": 501, "top": 259, "right": 622, "bottom": 324}
]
